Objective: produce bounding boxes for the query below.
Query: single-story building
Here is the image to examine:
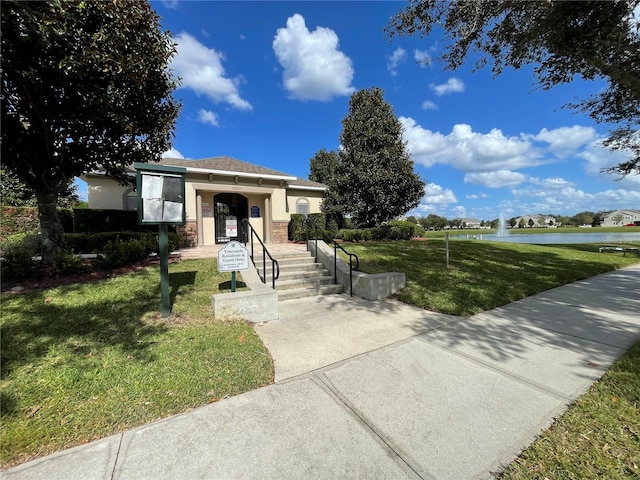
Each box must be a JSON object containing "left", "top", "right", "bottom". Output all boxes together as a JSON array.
[
  {"left": 83, "top": 157, "right": 327, "bottom": 246},
  {"left": 515, "top": 214, "right": 559, "bottom": 228}
]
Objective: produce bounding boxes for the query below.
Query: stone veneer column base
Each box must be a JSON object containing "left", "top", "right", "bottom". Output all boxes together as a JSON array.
[
  {"left": 178, "top": 221, "right": 198, "bottom": 248},
  {"left": 271, "top": 221, "right": 289, "bottom": 243}
]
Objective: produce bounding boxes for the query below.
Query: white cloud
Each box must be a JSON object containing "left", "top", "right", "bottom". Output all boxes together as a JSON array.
[
  {"left": 387, "top": 47, "right": 407, "bottom": 76},
  {"left": 400, "top": 117, "right": 540, "bottom": 172},
  {"left": 430, "top": 77, "right": 465, "bottom": 96},
  {"left": 172, "top": 32, "right": 252, "bottom": 110},
  {"left": 466, "top": 193, "right": 490, "bottom": 199},
  {"left": 414, "top": 49, "right": 431, "bottom": 67},
  {"left": 161, "top": 0, "right": 179, "bottom": 9},
  {"left": 465, "top": 171, "right": 527, "bottom": 188},
  {"left": 162, "top": 148, "right": 185, "bottom": 159},
  {"left": 535, "top": 126, "right": 597, "bottom": 152},
  {"left": 197, "top": 109, "right": 219, "bottom": 127},
  {"left": 423, "top": 183, "right": 458, "bottom": 204},
  {"left": 273, "top": 14, "right": 355, "bottom": 101},
  {"left": 421, "top": 100, "right": 438, "bottom": 110}
]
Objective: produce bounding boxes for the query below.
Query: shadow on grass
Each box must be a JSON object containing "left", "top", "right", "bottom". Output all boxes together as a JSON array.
[
  {"left": 326, "top": 240, "right": 640, "bottom": 363},
  {"left": 0, "top": 269, "right": 168, "bottom": 381},
  {"left": 169, "top": 270, "right": 197, "bottom": 306},
  {"left": 218, "top": 280, "right": 247, "bottom": 291}
]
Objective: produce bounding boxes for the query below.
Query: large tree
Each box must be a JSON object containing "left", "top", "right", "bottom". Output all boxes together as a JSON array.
[
  {"left": 329, "top": 87, "right": 425, "bottom": 227},
  {"left": 387, "top": 0, "right": 640, "bottom": 177},
  {"left": 1, "top": 0, "right": 180, "bottom": 262},
  {"left": 0, "top": 169, "right": 81, "bottom": 208}
]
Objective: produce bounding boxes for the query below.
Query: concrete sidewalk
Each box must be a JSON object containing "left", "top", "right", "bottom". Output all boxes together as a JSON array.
[{"left": 4, "top": 265, "right": 640, "bottom": 479}]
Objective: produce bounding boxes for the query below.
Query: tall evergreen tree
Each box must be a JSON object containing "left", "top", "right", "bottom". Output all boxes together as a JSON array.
[{"left": 336, "top": 87, "right": 424, "bottom": 227}]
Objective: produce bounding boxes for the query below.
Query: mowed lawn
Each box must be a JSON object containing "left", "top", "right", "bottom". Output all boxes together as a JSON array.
[
  {"left": 343, "top": 239, "right": 640, "bottom": 316},
  {"left": 2, "top": 240, "right": 639, "bottom": 471},
  {"left": 1, "top": 258, "right": 272, "bottom": 468}
]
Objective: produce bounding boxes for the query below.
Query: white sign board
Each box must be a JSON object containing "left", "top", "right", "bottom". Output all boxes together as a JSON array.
[
  {"left": 217, "top": 241, "right": 250, "bottom": 272},
  {"left": 225, "top": 219, "right": 238, "bottom": 237}
]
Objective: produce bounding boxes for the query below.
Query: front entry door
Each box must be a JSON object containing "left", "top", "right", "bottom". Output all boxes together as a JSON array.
[{"left": 214, "top": 193, "right": 248, "bottom": 243}]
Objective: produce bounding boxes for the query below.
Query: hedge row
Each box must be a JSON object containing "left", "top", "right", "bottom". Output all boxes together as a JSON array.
[
  {"left": 288, "top": 213, "right": 328, "bottom": 242},
  {"left": 340, "top": 221, "right": 425, "bottom": 242},
  {"left": 0, "top": 206, "right": 158, "bottom": 241}
]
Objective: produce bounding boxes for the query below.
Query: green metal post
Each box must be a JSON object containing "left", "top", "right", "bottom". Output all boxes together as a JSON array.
[
  {"left": 159, "top": 224, "right": 170, "bottom": 318},
  {"left": 231, "top": 271, "right": 236, "bottom": 292}
]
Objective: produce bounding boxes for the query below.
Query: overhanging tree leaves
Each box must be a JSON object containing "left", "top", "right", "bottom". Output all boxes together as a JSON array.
[
  {"left": 330, "top": 87, "right": 425, "bottom": 227},
  {"left": 1, "top": 0, "right": 180, "bottom": 262},
  {"left": 387, "top": 0, "right": 640, "bottom": 177}
]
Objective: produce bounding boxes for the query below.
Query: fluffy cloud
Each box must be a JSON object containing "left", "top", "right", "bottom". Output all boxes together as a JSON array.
[
  {"left": 414, "top": 49, "right": 431, "bottom": 67},
  {"left": 172, "top": 32, "right": 252, "bottom": 110},
  {"left": 430, "top": 77, "right": 464, "bottom": 96},
  {"left": 273, "top": 14, "right": 355, "bottom": 101},
  {"left": 197, "top": 109, "right": 219, "bottom": 127},
  {"left": 400, "top": 117, "right": 539, "bottom": 172},
  {"left": 387, "top": 48, "right": 407, "bottom": 76},
  {"left": 535, "top": 126, "right": 597, "bottom": 153},
  {"left": 465, "top": 171, "right": 527, "bottom": 188},
  {"left": 421, "top": 100, "right": 438, "bottom": 110},
  {"left": 408, "top": 183, "right": 458, "bottom": 217},
  {"left": 162, "top": 148, "right": 185, "bottom": 159}
]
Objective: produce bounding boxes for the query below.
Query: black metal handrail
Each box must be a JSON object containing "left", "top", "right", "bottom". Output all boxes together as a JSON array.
[
  {"left": 304, "top": 217, "right": 359, "bottom": 296},
  {"left": 242, "top": 219, "right": 280, "bottom": 289}
]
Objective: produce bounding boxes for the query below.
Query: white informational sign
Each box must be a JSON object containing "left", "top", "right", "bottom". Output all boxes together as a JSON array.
[
  {"left": 138, "top": 171, "right": 185, "bottom": 224},
  {"left": 217, "top": 241, "right": 250, "bottom": 272},
  {"left": 225, "top": 219, "right": 238, "bottom": 237}
]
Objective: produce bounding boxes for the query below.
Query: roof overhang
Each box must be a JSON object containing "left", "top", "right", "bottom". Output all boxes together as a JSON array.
[{"left": 182, "top": 166, "right": 297, "bottom": 181}]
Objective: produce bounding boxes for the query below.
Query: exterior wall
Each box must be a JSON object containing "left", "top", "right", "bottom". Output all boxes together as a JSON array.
[
  {"left": 85, "top": 172, "right": 325, "bottom": 246},
  {"left": 286, "top": 189, "right": 324, "bottom": 215},
  {"left": 86, "top": 175, "right": 130, "bottom": 210},
  {"left": 601, "top": 210, "right": 640, "bottom": 227}
]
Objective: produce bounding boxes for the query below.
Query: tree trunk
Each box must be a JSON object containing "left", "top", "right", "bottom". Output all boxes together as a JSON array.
[{"left": 35, "top": 190, "right": 63, "bottom": 264}]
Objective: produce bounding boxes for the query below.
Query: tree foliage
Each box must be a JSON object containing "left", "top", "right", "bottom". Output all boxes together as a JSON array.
[
  {"left": 1, "top": 0, "right": 180, "bottom": 262},
  {"left": 0, "top": 169, "right": 81, "bottom": 208},
  {"left": 315, "top": 87, "right": 424, "bottom": 228},
  {"left": 387, "top": 0, "right": 640, "bottom": 177}
]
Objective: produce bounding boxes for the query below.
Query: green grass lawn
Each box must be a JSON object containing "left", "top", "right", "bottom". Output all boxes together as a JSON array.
[
  {"left": 342, "top": 239, "right": 640, "bottom": 316},
  {"left": 0, "top": 258, "right": 271, "bottom": 468},
  {"left": 499, "top": 341, "right": 640, "bottom": 479},
  {"left": 425, "top": 225, "right": 640, "bottom": 237}
]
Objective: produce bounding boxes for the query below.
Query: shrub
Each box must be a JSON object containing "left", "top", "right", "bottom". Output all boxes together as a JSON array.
[
  {"left": 0, "top": 233, "right": 41, "bottom": 279},
  {"left": 386, "top": 220, "right": 417, "bottom": 240},
  {"left": 288, "top": 214, "right": 306, "bottom": 242},
  {"left": 93, "top": 238, "right": 149, "bottom": 270},
  {"left": 52, "top": 249, "right": 86, "bottom": 275}
]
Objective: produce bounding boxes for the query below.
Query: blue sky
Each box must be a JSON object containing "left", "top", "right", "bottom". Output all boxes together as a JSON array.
[{"left": 81, "top": 0, "right": 639, "bottom": 221}]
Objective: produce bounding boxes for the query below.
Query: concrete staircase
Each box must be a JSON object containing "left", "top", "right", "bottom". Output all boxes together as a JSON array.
[{"left": 254, "top": 248, "right": 343, "bottom": 301}]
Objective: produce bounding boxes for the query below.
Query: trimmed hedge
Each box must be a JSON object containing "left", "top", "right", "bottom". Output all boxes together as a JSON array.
[
  {"left": 287, "top": 213, "right": 328, "bottom": 242},
  {"left": 340, "top": 220, "right": 424, "bottom": 242},
  {"left": 63, "top": 231, "right": 179, "bottom": 254}
]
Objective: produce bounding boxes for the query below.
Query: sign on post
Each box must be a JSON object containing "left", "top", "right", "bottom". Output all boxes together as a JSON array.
[
  {"left": 218, "top": 241, "right": 250, "bottom": 292},
  {"left": 218, "top": 241, "right": 250, "bottom": 272}
]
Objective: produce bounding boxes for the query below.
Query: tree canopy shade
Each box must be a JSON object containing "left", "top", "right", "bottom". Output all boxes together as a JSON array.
[
  {"left": 1, "top": 0, "right": 180, "bottom": 262},
  {"left": 387, "top": 0, "right": 640, "bottom": 177},
  {"left": 312, "top": 87, "right": 424, "bottom": 228}
]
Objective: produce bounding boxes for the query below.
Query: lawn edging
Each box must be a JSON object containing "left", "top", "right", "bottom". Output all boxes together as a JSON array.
[{"left": 309, "top": 240, "right": 405, "bottom": 300}]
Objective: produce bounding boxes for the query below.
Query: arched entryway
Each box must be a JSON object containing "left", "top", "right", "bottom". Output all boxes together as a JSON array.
[{"left": 214, "top": 193, "right": 248, "bottom": 243}]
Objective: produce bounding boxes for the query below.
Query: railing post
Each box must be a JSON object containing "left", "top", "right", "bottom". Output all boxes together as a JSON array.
[{"left": 334, "top": 243, "right": 337, "bottom": 284}]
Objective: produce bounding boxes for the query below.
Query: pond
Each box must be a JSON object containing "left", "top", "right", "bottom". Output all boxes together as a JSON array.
[{"left": 455, "top": 231, "right": 640, "bottom": 244}]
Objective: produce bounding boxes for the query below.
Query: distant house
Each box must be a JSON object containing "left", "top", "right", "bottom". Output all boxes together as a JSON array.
[
  {"left": 515, "top": 214, "right": 559, "bottom": 228},
  {"left": 83, "top": 156, "right": 326, "bottom": 247},
  {"left": 460, "top": 218, "right": 482, "bottom": 229},
  {"left": 600, "top": 209, "right": 640, "bottom": 227}
]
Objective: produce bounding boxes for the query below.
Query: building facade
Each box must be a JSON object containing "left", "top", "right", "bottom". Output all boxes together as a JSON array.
[
  {"left": 84, "top": 157, "right": 327, "bottom": 246},
  {"left": 600, "top": 209, "right": 640, "bottom": 227}
]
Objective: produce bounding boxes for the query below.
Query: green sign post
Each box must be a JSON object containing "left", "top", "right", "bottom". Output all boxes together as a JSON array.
[{"left": 134, "top": 163, "right": 186, "bottom": 318}]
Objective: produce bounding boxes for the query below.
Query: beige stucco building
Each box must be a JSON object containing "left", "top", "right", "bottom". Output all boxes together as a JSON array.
[{"left": 84, "top": 157, "right": 326, "bottom": 246}]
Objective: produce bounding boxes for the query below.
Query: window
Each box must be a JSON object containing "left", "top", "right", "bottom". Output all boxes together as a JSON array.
[
  {"left": 296, "top": 198, "right": 309, "bottom": 214},
  {"left": 124, "top": 188, "right": 137, "bottom": 211}
]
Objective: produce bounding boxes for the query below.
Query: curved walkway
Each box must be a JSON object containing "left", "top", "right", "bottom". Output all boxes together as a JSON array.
[{"left": 4, "top": 265, "right": 640, "bottom": 479}]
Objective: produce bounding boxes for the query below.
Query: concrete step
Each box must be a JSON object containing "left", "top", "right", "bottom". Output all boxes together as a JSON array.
[
  {"left": 275, "top": 276, "right": 336, "bottom": 291},
  {"left": 276, "top": 269, "right": 330, "bottom": 281},
  {"left": 278, "top": 284, "right": 344, "bottom": 301},
  {"left": 258, "top": 262, "right": 324, "bottom": 278}
]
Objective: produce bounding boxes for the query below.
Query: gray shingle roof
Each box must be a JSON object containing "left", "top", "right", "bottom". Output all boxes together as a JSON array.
[{"left": 158, "top": 156, "right": 326, "bottom": 189}]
